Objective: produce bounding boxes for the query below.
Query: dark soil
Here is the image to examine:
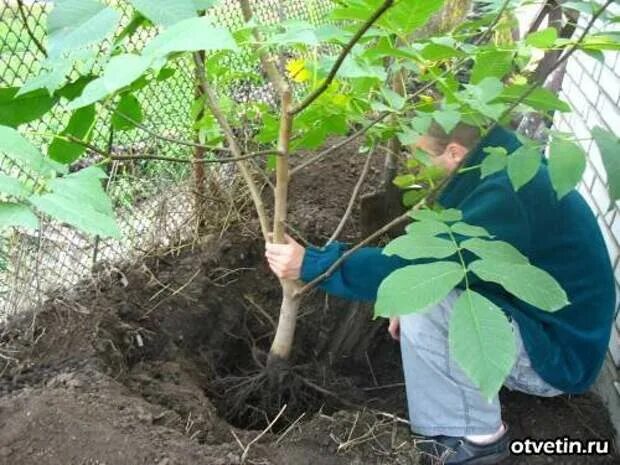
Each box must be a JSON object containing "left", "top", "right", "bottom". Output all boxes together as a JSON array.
[{"left": 0, "top": 140, "right": 618, "bottom": 465}]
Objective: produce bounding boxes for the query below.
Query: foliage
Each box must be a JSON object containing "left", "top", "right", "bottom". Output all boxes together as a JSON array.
[{"left": 0, "top": 0, "right": 619, "bottom": 397}]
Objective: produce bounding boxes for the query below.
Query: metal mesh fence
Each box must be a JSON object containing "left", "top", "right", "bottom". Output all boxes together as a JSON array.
[{"left": 0, "top": 0, "right": 331, "bottom": 318}]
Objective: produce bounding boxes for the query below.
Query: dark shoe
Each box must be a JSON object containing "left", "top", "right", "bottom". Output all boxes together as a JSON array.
[{"left": 414, "top": 427, "right": 510, "bottom": 464}]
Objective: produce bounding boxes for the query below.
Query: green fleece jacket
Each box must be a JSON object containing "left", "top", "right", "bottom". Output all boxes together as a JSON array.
[{"left": 300, "top": 126, "right": 615, "bottom": 394}]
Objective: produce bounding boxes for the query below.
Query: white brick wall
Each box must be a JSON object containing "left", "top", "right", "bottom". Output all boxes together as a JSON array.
[{"left": 552, "top": 7, "right": 620, "bottom": 441}]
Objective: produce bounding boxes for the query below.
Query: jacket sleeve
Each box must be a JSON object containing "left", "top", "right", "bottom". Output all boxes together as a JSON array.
[
  {"left": 300, "top": 242, "right": 412, "bottom": 302},
  {"left": 300, "top": 176, "right": 531, "bottom": 302}
]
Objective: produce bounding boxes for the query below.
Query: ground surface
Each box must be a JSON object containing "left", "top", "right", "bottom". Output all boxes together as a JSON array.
[{"left": 0, "top": 141, "right": 618, "bottom": 465}]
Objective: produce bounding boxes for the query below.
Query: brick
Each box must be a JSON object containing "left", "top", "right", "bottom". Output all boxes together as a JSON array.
[
  {"left": 587, "top": 142, "right": 607, "bottom": 183},
  {"left": 599, "top": 97, "right": 620, "bottom": 134},
  {"left": 582, "top": 161, "right": 596, "bottom": 188},
  {"left": 600, "top": 64, "right": 620, "bottom": 103},
  {"left": 592, "top": 177, "right": 612, "bottom": 214}
]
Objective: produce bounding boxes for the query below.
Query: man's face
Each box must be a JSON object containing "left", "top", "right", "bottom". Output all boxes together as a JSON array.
[{"left": 415, "top": 135, "right": 468, "bottom": 174}]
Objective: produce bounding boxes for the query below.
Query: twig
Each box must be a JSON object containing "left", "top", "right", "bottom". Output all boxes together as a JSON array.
[
  {"left": 240, "top": 404, "right": 287, "bottom": 463},
  {"left": 276, "top": 412, "right": 305, "bottom": 444},
  {"left": 238, "top": 0, "right": 289, "bottom": 96},
  {"left": 290, "top": 0, "right": 395, "bottom": 116},
  {"left": 108, "top": 150, "right": 282, "bottom": 164},
  {"left": 474, "top": 0, "right": 512, "bottom": 45},
  {"left": 194, "top": 53, "right": 271, "bottom": 239},
  {"left": 327, "top": 146, "right": 376, "bottom": 246},
  {"left": 46, "top": 133, "right": 280, "bottom": 164},
  {"left": 16, "top": 0, "right": 47, "bottom": 57},
  {"left": 362, "top": 382, "right": 405, "bottom": 391},
  {"left": 141, "top": 268, "right": 201, "bottom": 318},
  {"left": 107, "top": 106, "right": 233, "bottom": 153},
  {"left": 290, "top": 113, "right": 389, "bottom": 175},
  {"left": 365, "top": 351, "right": 379, "bottom": 387}
]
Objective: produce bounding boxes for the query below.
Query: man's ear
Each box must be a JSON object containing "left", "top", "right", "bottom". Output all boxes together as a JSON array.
[{"left": 446, "top": 142, "right": 468, "bottom": 163}]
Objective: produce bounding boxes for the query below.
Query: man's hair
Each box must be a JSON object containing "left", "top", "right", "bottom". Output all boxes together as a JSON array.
[{"left": 426, "top": 121, "right": 481, "bottom": 153}]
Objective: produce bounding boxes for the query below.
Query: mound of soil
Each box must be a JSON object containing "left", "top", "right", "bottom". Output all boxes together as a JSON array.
[{"left": 0, "top": 142, "right": 618, "bottom": 465}]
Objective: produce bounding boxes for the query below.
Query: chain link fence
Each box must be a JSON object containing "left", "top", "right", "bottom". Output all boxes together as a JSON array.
[{"left": 0, "top": 0, "right": 331, "bottom": 319}]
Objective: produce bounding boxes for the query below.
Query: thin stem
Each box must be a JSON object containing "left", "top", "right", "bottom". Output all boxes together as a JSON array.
[
  {"left": 474, "top": 0, "right": 512, "bottom": 45},
  {"left": 41, "top": 133, "right": 281, "bottom": 164},
  {"left": 449, "top": 229, "right": 470, "bottom": 290},
  {"left": 193, "top": 52, "right": 271, "bottom": 239},
  {"left": 238, "top": 0, "right": 289, "bottom": 96},
  {"left": 17, "top": 0, "right": 47, "bottom": 57},
  {"left": 290, "top": 0, "right": 395, "bottom": 116},
  {"left": 326, "top": 145, "right": 377, "bottom": 246},
  {"left": 109, "top": 106, "right": 234, "bottom": 153}
]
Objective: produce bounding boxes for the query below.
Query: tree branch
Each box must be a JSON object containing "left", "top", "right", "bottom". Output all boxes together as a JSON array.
[
  {"left": 326, "top": 145, "right": 376, "bottom": 246},
  {"left": 109, "top": 105, "right": 235, "bottom": 153},
  {"left": 193, "top": 52, "right": 271, "bottom": 239},
  {"left": 17, "top": 0, "right": 47, "bottom": 57},
  {"left": 238, "top": 0, "right": 289, "bottom": 96},
  {"left": 474, "top": 0, "right": 512, "bottom": 45},
  {"left": 59, "top": 134, "right": 281, "bottom": 164},
  {"left": 290, "top": 0, "right": 395, "bottom": 116}
]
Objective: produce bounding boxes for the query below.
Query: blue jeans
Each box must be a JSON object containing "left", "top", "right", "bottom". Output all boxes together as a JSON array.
[{"left": 399, "top": 289, "right": 563, "bottom": 437}]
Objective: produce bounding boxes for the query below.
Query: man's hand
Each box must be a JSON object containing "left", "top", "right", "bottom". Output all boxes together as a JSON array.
[
  {"left": 265, "top": 234, "right": 305, "bottom": 280},
  {"left": 388, "top": 317, "right": 400, "bottom": 341}
]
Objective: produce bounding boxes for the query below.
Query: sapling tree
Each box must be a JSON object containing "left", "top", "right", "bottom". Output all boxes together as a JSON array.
[{"left": 1, "top": 0, "right": 620, "bottom": 403}]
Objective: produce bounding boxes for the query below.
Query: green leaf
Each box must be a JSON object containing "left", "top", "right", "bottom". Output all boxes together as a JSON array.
[
  {"left": 29, "top": 167, "right": 120, "bottom": 238},
  {"left": 461, "top": 238, "right": 528, "bottom": 264},
  {"left": 48, "top": 105, "right": 96, "bottom": 164},
  {"left": 433, "top": 108, "right": 461, "bottom": 134},
  {"left": 266, "top": 20, "right": 320, "bottom": 47},
  {"left": 48, "top": 0, "right": 121, "bottom": 58},
  {"left": 411, "top": 208, "right": 463, "bottom": 223},
  {"left": 525, "top": 27, "right": 558, "bottom": 48},
  {"left": 450, "top": 222, "right": 491, "bottom": 238},
  {"left": 495, "top": 85, "right": 570, "bottom": 112},
  {"left": 405, "top": 219, "right": 451, "bottom": 236},
  {"left": 507, "top": 145, "right": 541, "bottom": 191},
  {"left": 549, "top": 139, "right": 586, "bottom": 199},
  {"left": 592, "top": 127, "right": 620, "bottom": 202},
  {"left": 17, "top": 59, "right": 73, "bottom": 97},
  {"left": 0, "top": 202, "right": 38, "bottom": 231},
  {"left": 332, "top": 0, "right": 445, "bottom": 36},
  {"left": 128, "top": 0, "right": 197, "bottom": 27},
  {"left": 481, "top": 147, "right": 508, "bottom": 178},
  {"left": 112, "top": 94, "right": 144, "bottom": 131},
  {"left": 450, "top": 289, "right": 517, "bottom": 400},
  {"left": 0, "top": 126, "right": 65, "bottom": 175},
  {"left": 469, "top": 259, "right": 569, "bottom": 312},
  {"left": 471, "top": 49, "right": 514, "bottom": 85},
  {"left": 420, "top": 42, "right": 464, "bottom": 60},
  {"left": 0, "top": 88, "right": 56, "bottom": 128},
  {"left": 382, "top": 88, "right": 406, "bottom": 110},
  {"left": 143, "top": 16, "right": 238, "bottom": 58},
  {"left": 0, "top": 175, "right": 30, "bottom": 199},
  {"left": 375, "top": 262, "right": 465, "bottom": 318},
  {"left": 466, "top": 77, "right": 504, "bottom": 104},
  {"left": 383, "top": 235, "right": 458, "bottom": 260},
  {"left": 68, "top": 54, "right": 152, "bottom": 109}
]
